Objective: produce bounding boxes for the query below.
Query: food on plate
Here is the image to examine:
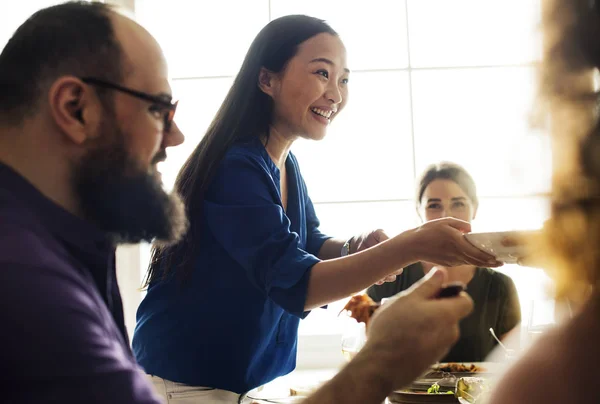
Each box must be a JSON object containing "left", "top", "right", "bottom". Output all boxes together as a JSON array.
[
  {"left": 427, "top": 382, "right": 454, "bottom": 395},
  {"left": 342, "top": 284, "right": 467, "bottom": 327},
  {"left": 455, "top": 377, "right": 489, "bottom": 403},
  {"left": 431, "top": 363, "right": 485, "bottom": 373},
  {"left": 340, "top": 294, "right": 380, "bottom": 326}
]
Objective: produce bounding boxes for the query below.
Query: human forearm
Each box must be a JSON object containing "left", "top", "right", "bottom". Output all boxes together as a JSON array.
[
  {"left": 305, "top": 269, "right": 475, "bottom": 404},
  {"left": 304, "top": 231, "right": 417, "bottom": 310},
  {"left": 302, "top": 346, "right": 395, "bottom": 404},
  {"left": 317, "top": 238, "right": 345, "bottom": 260},
  {"left": 304, "top": 218, "right": 499, "bottom": 310}
]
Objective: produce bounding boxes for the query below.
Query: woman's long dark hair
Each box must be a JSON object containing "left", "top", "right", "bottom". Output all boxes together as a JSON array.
[{"left": 143, "top": 15, "right": 338, "bottom": 287}]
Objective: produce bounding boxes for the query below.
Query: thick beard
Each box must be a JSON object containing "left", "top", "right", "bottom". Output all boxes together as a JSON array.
[{"left": 73, "top": 123, "right": 188, "bottom": 246}]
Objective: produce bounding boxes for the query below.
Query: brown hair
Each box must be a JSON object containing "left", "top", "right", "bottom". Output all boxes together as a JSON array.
[
  {"left": 537, "top": 0, "right": 600, "bottom": 297},
  {"left": 415, "top": 162, "right": 479, "bottom": 211}
]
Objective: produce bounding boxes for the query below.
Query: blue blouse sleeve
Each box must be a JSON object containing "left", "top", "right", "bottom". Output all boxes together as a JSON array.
[
  {"left": 304, "top": 193, "right": 331, "bottom": 257},
  {"left": 203, "top": 152, "right": 320, "bottom": 317}
]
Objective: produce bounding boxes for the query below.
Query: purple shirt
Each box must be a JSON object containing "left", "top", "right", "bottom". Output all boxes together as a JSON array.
[{"left": 0, "top": 163, "right": 161, "bottom": 403}]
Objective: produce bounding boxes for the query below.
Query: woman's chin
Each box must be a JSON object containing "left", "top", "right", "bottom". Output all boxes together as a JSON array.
[{"left": 302, "top": 130, "right": 328, "bottom": 142}]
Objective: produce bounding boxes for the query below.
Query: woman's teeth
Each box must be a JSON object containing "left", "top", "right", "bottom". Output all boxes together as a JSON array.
[{"left": 311, "top": 107, "right": 333, "bottom": 119}]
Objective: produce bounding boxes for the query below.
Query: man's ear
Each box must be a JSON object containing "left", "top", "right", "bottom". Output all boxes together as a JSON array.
[
  {"left": 258, "top": 67, "right": 277, "bottom": 97},
  {"left": 48, "top": 77, "right": 94, "bottom": 145}
]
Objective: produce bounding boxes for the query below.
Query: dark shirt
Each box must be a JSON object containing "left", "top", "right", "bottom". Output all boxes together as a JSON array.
[
  {"left": 133, "top": 139, "right": 330, "bottom": 393},
  {"left": 0, "top": 162, "right": 160, "bottom": 403},
  {"left": 367, "top": 263, "right": 521, "bottom": 362}
]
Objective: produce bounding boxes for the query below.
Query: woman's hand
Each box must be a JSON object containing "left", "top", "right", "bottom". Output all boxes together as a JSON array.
[
  {"left": 307, "top": 219, "right": 496, "bottom": 309},
  {"left": 350, "top": 229, "right": 389, "bottom": 254},
  {"left": 408, "top": 217, "right": 503, "bottom": 268},
  {"left": 351, "top": 230, "right": 403, "bottom": 284}
]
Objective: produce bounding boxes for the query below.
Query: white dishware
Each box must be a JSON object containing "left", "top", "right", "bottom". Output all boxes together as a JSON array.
[{"left": 464, "top": 230, "right": 540, "bottom": 264}]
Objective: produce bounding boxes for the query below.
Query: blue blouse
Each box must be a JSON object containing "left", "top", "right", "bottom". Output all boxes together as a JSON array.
[{"left": 132, "top": 139, "right": 331, "bottom": 394}]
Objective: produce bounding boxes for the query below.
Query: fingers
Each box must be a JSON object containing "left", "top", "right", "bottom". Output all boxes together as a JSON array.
[
  {"left": 440, "top": 217, "right": 472, "bottom": 233},
  {"left": 354, "top": 229, "right": 390, "bottom": 252},
  {"left": 459, "top": 237, "right": 501, "bottom": 267},
  {"left": 427, "top": 291, "right": 474, "bottom": 325},
  {"left": 409, "top": 267, "right": 448, "bottom": 299},
  {"left": 375, "top": 274, "right": 398, "bottom": 285},
  {"left": 373, "top": 229, "right": 389, "bottom": 243},
  {"left": 461, "top": 252, "right": 503, "bottom": 268},
  {"left": 446, "top": 292, "right": 474, "bottom": 319}
]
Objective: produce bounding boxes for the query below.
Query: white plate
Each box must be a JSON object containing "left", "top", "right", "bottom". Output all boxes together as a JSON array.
[{"left": 464, "top": 230, "right": 540, "bottom": 264}]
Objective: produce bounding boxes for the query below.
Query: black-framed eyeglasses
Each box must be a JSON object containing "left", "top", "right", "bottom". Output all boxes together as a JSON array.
[{"left": 81, "top": 77, "right": 178, "bottom": 132}]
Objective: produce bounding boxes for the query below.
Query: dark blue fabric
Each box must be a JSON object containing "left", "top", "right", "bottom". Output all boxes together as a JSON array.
[{"left": 133, "top": 139, "right": 331, "bottom": 393}]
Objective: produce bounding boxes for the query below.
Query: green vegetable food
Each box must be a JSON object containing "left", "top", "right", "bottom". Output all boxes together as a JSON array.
[{"left": 426, "top": 382, "right": 453, "bottom": 395}]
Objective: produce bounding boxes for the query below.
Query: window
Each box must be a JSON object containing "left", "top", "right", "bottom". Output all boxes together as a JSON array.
[
  {"left": 132, "top": 0, "right": 549, "bottom": 367},
  {"left": 159, "top": 78, "right": 233, "bottom": 189}
]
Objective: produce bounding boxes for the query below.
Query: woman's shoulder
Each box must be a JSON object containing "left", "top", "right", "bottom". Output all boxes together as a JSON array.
[
  {"left": 205, "top": 142, "right": 278, "bottom": 200},
  {"left": 470, "top": 268, "right": 517, "bottom": 303},
  {"left": 225, "top": 140, "right": 269, "bottom": 165},
  {"left": 214, "top": 141, "right": 276, "bottom": 180},
  {"left": 477, "top": 267, "right": 516, "bottom": 288}
]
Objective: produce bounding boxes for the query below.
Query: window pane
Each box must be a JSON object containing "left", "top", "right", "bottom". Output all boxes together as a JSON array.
[
  {"left": 313, "top": 200, "right": 419, "bottom": 240},
  {"left": 292, "top": 71, "right": 414, "bottom": 203},
  {"left": 135, "top": 0, "right": 269, "bottom": 78},
  {"left": 411, "top": 67, "right": 552, "bottom": 197},
  {"left": 159, "top": 78, "right": 233, "bottom": 190},
  {"left": 270, "top": 0, "right": 409, "bottom": 70},
  {"left": 472, "top": 196, "right": 552, "bottom": 328},
  {"left": 500, "top": 265, "right": 554, "bottom": 328},
  {"left": 407, "top": 0, "right": 541, "bottom": 67},
  {"left": 474, "top": 197, "right": 550, "bottom": 232}
]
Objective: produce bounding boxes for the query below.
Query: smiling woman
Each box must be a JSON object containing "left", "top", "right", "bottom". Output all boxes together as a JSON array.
[
  {"left": 257, "top": 34, "right": 349, "bottom": 143},
  {"left": 131, "top": 14, "right": 502, "bottom": 404}
]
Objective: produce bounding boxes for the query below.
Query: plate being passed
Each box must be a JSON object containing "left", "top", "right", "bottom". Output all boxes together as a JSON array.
[{"left": 464, "top": 231, "right": 540, "bottom": 264}]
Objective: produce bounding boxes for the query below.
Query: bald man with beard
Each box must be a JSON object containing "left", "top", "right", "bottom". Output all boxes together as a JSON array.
[{"left": 0, "top": 2, "right": 185, "bottom": 402}]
